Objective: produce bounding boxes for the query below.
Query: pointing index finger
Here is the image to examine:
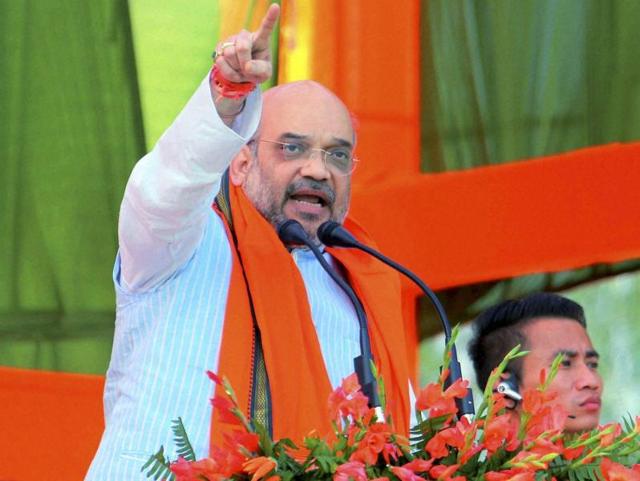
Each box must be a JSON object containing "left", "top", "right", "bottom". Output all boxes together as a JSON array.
[{"left": 251, "top": 3, "right": 280, "bottom": 52}]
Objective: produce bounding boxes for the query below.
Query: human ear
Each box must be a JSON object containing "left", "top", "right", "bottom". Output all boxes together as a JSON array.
[{"left": 229, "top": 145, "right": 254, "bottom": 186}]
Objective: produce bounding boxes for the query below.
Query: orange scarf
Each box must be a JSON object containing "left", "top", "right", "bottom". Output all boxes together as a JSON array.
[{"left": 210, "top": 182, "right": 411, "bottom": 447}]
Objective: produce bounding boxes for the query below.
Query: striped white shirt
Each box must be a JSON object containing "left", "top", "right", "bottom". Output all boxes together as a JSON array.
[{"left": 85, "top": 75, "right": 363, "bottom": 480}]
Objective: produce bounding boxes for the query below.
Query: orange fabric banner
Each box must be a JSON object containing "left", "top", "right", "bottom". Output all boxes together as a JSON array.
[
  {"left": 0, "top": 366, "right": 104, "bottom": 481},
  {"left": 350, "top": 142, "right": 640, "bottom": 293}
]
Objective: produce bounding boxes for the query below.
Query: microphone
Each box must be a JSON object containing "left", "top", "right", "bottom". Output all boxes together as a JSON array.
[
  {"left": 277, "top": 218, "right": 309, "bottom": 245},
  {"left": 277, "top": 220, "right": 381, "bottom": 409},
  {"left": 318, "top": 221, "right": 475, "bottom": 417}
]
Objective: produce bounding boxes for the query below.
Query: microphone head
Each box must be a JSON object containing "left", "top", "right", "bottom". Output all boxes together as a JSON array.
[
  {"left": 317, "top": 221, "right": 358, "bottom": 247},
  {"left": 277, "top": 219, "right": 310, "bottom": 246}
]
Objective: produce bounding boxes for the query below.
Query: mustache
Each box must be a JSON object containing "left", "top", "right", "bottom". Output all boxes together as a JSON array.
[{"left": 285, "top": 179, "right": 336, "bottom": 206}]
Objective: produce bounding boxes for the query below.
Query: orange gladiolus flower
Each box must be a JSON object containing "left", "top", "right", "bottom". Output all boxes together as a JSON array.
[
  {"left": 211, "top": 395, "right": 242, "bottom": 425},
  {"left": 223, "top": 429, "right": 260, "bottom": 454},
  {"left": 528, "top": 437, "right": 562, "bottom": 458},
  {"left": 171, "top": 456, "right": 224, "bottom": 481},
  {"left": 350, "top": 422, "right": 401, "bottom": 465},
  {"left": 429, "top": 463, "right": 460, "bottom": 481},
  {"left": 243, "top": 456, "right": 277, "bottom": 481},
  {"left": 207, "top": 370, "right": 224, "bottom": 385},
  {"left": 334, "top": 460, "right": 367, "bottom": 481},
  {"left": 390, "top": 466, "right": 424, "bottom": 481},
  {"left": 284, "top": 444, "right": 311, "bottom": 464},
  {"left": 484, "top": 414, "right": 519, "bottom": 453},
  {"left": 416, "top": 378, "right": 469, "bottom": 420},
  {"left": 328, "top": 373, "right": 370, "bottom": 422},
  {"left": 403, "top": 458, "right": 435, "bottom": 473},
  {"left": 210, "top": 444, "right": 246, "bottom": 477},
  {"left": 599, "top": 423, "right": 623, "bottom": 448},
  {"left": 600, "top": 458, "right": 640, "bottom": 481},
  {"left": 562, "top": 444, "right": 585, "bottom": 460},
  {"left": 444, "top": 378, "right": 470, "bottom": 399},
  {"left": 425, "top": 425, "right": 465, "bottom": 459},
  {"left": 485, "top": 470, "right": 536, "bottom": 481}
]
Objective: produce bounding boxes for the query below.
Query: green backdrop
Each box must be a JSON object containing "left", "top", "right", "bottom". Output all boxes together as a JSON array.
[{"left": 1, "top": 0, "right": 144, "bottom": 372}]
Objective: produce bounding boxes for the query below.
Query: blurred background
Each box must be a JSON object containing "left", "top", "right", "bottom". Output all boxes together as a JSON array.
[{"left": 1, "top": 0, "right": 639, "bottom": 427}]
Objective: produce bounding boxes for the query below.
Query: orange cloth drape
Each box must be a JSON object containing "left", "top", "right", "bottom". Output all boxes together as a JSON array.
[
  {"left": 211, "top": 184, "right": 411, "bottom": 447},
  {"left": 0, "top": 366, "right": 104, "bottom": 481},
  {"left": 350, "top": 142, "right": 640, "bottom": 292}
]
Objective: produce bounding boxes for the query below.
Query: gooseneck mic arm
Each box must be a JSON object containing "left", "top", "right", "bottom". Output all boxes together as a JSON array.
[
  {"left": 277, "top": 220, "right": 381, "bottom": 408},
  {"left": 317, "top": 221, "right": 475, "bottom": 417}
]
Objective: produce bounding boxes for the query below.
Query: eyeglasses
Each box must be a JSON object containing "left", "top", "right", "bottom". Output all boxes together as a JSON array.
[{"left": 255, "top": 139, "right": 358, "bottom": 175}]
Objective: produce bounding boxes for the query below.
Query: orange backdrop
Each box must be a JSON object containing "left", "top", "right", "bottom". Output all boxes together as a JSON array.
[
  {"left": 0, "top": 367, "right": 104, "bottom": 480},
  {"left": 3, "top": 1, "right": 640, "bottom": 479}
]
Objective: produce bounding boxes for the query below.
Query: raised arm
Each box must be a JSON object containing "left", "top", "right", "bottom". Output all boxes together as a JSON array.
[
  {"left": 118, "top": 4, "right": 280, "bottom": 292},
  {"left": 214, "top": 3, "right": 279, "bottom": 125}
]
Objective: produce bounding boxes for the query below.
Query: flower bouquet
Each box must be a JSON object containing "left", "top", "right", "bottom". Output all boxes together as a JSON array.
[{"left": 143, "top": 330, "right": 640, "bottom": 481}]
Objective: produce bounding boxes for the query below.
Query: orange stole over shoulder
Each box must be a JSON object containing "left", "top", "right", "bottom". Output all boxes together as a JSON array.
[{"left": 211, "top": 183, "right": 411, "bottom": 448}]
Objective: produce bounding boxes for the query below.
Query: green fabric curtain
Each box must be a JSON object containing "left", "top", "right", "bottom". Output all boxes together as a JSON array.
[
  {"left": 0, "top": 0, "right": 145, "bottom": 372},
  {"left": 422, "top": 0, "right": 640, "bottom": 172},
  {"left": 419, "top": 0, "right": 640, "bottom": 332}
]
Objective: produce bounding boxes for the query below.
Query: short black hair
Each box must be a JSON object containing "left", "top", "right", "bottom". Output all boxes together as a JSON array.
[{"left": 467, "top": 292, "right": 586, "bottom": 390}]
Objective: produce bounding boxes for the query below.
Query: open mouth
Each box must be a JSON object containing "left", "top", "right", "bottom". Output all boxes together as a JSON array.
[
  {"left": 290, "top": 193, "right": 328, "bottom": 207},
  {"left": 288, "top": 188, "right": 331, "bottom": 208}
]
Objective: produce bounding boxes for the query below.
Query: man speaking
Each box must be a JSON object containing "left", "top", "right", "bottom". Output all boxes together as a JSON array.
[{"left": 86, "top": 5, "right": 413, "bottom": 479}]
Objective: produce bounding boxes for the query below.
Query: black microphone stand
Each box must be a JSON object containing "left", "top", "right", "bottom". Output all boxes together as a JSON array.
[
  {"left": 277, "top": 220, "right": 381, "bottom": 409},
  {"left": 318, "top": 221, "right": 475, "bottom": 417}
]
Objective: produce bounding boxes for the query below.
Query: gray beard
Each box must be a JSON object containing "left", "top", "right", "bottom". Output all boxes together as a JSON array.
[{"left": 247, "top": 178, "right": 345, "bottom": 246}]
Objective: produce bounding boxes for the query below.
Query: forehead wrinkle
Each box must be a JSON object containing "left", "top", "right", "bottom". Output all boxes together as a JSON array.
[
  {"left": 278, "top": 132, "right": 353, "bottom": 149},
  {"left": 278, "top": 132, "right": 309, "bottom": 141}
]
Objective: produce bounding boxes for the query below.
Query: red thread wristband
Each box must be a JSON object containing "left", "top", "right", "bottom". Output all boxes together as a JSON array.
[{"left": 210, "top": 66, "right": 256, "bottom": 100}]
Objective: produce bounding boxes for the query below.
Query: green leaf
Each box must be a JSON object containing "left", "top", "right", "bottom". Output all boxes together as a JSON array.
[
  {"left": 280, "top": 471, "right": 296, "bottom": 481},
  {"left": 409, "top": 414, "right": 452, "bottom": 451},
  {"left": 171, "top": 417, "right": 196, "bottom": 462},
  {"left": 371, "top": 361, "right": 387, "bottom": 414},
  {"left": 255, "top": 421, "right": 274, "bottom": 456},
  {"left": 141, "top": 446, "right": 175, "bottom": 481},
  {"left": 442, "top": 324, "right": 462, "bottom": 373}
]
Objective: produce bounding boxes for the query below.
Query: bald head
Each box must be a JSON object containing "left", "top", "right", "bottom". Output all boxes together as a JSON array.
[
  {"left": 260, "top": 80, "right": 355, "bottom": 144},
  {"left": 235, "top": 80, "right": 355, "bottom": 244},
  {"left": 262, "top": 80, "right": 348, "bottom": 110}
]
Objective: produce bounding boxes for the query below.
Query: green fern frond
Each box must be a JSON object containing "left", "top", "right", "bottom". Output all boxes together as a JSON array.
[
  {"left": 549, "top": 456, "right": 601, "bottom": 481},
  {"left": 172, "top": 417, "right": 197, "bottom": 462},
  {"left": 586, "top": 464, "right": 601, "bottom": 481},
  {"left": 622, "top": 413, "right": 636, "bottom": 434},
  {"left": 141, "top": 446, "right": 175, "bottom": 481},
  {"left": 409, "top": 414, "right": 452, "bottom": 451}
]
